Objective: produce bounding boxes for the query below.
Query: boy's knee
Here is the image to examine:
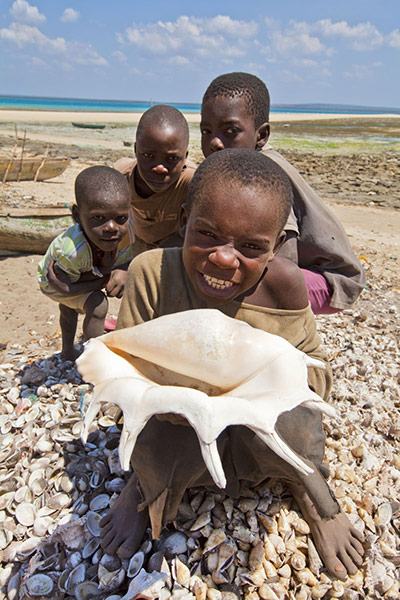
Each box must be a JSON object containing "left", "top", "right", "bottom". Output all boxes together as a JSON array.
[{"left": 84, "top": 291, "right": 108, "bottom": 319}]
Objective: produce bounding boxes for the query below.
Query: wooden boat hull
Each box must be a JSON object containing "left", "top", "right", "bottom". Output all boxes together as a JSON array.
[
  {"left": 72, "top": 122, "right": 106, "bottom": 129},
  {"left": 0, "top": 208, "right": 73, "bottom": 254},
  {"left": 0, "top": 158, "right": 70, "bottom": 182}
]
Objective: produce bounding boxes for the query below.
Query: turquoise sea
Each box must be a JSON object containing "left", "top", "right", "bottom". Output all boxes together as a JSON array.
[{"left": 1, "top": 95, "right": 400, "bottom": 115}]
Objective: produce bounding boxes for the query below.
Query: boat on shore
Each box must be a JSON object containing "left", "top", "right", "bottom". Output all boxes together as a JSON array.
[
  {"left": 0, "top": 157, "right": 70, "bottom": 182},
  {"left": 0, "top": 207, "right": 73, "bottom": 254},
  {"left": 72, "top": 122, "right": 106, "bottom": 130}
]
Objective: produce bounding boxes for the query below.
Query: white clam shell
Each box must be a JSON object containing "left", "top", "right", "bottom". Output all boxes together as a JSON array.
[
  {"left": 15, "top": 502, "right": 36, "bottom": 526},
  {"left": 127, "top": 551, "right": 145, "bottom": 578},
  {"left": 86, "top": 511, "right": 102, "bottom": 537}
]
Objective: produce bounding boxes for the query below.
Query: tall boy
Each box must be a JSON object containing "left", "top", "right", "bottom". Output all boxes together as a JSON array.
[
  {"left": 200, "top": 72, "right": 365, "bottom": 314},
  {"left": 38, "top": 166, "right": 133, "bottom": 361},
  {"left": 115, "top": 104, "right": 196, "bottom": 256},
  {"left": 99, "top": 150, "right": 364, "bottom": 581}
]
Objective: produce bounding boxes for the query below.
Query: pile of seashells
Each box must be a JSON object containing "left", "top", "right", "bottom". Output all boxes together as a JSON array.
[{"left": 0, "top": 252, "right": 399, "bottom": 600}]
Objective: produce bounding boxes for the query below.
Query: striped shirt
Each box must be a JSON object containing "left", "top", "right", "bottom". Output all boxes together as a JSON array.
[{"left": 38, "top": 223, "right": 134, "bottom": 294}]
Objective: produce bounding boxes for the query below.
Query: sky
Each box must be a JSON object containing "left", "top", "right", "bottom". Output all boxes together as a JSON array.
[{"left": 1, "top": 0, "right": 400, "bottom": 108}]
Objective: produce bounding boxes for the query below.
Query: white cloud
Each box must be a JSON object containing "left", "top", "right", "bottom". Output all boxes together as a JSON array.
[
  {"left": 0, "top": 22, "right": 107, "bottom": 67},
  {"left": 263, "top": 18, "right": 325, "bottom": 57},
  {"left": 168, "top": 56, "right": 190, "bottom": 66},
  {"left": 315, "top": 19, "right": 383, "bottom": 51},
  {"left": 387, "top": 29, "right": 400, "bottom": 49},
  {"left": 9, "top": 0, "right": 45, "bottom": 25},
  {"left": 30, "top": 56, "right": 47, "bottom": 67},
  {"left": 112, "top": 50, "right": 127, "bottom": 62},
  {"left": 61, "top": 8, "right": 80, "bottom": 23},
  {"left": 344, "top": 64, "right": 372, "bottom": 79},
  {"left": 119, "top": 15, "right": 256, "bottom": 61},
  {"left": 0, "top": 22, "right": 66, "bottom": 51}
]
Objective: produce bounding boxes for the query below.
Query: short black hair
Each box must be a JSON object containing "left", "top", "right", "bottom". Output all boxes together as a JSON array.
[
  {"left": 136, "top": 105, "right": 189, "bottom": 145},
  {"left": 202, "top": 72, "right": 270, "bottom": 128},
  {"left": 187, "top": 149, "right": 292, "bottom": 233},
  {"left": 75, "top": 166, "right": 130, "bottom": 207}
]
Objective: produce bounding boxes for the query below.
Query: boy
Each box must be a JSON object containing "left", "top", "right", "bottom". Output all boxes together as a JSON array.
[
  {"left": 99, "top": 150, "right": 364, "bottom": 581},
  {"left": 115, "top": 104, "right": 197, "bottom": 256},
  {"left": 200, "top": 72, "right": 365, "bottom": 314},
  {"left": 38, "top": 166, "right": 134, "bottom": 361}
]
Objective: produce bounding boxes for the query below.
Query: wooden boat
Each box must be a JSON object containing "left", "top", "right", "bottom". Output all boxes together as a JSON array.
[
  {"left": 72, "top": 122, "right": 106, "bottom": 130},
  {"left": 0, "top": 207, "right": 73, "bottom": 254},
  {"left": 0, "top": 157, "right": 70, "bottom": 182}
]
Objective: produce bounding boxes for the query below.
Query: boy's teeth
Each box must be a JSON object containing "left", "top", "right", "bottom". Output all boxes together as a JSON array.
[{"left": 203, "top": 274, "right": 234, "bottom": 290}]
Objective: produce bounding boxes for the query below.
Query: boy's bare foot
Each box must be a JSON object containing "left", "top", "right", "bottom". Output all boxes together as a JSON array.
[
  {"left": 100, "top": 474, "right": 149, "bottom": 558},
  {"left": 291, "top": 487, "right": 364, "bottom": 581}
]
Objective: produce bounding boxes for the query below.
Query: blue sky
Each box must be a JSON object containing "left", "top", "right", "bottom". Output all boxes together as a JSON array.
[{"left": 1, "top": 0, "right": 399, "bottom": 107}]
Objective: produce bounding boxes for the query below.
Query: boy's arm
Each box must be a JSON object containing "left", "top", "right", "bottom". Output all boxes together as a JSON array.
[
  {"left": 48, "top": 261, "right": 109, "bottom": 295},
  {"left": 106, "top": 261, "right": 131, "bottom": 299}
]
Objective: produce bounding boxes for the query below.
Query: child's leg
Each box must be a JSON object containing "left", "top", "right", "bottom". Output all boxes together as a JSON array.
[
  {"left": 82, "top": 290, "right": 108, "bottom": 340},
  {"left": 59, "top": 304, "right": 79, "bottom": 361},
  {"left": 301, "top": 269, "right": 341, "bottom": 315},
  {"left": 100, "top": 472, "right": 149, "bottom": 559},
  {"left": 288, "top": 472, "right": 364, "bottom": 581}
]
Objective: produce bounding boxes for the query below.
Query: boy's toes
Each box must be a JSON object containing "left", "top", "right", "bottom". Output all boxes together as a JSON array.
[{"left": 117, "top": 538, "right": 139, "bottom": 560}]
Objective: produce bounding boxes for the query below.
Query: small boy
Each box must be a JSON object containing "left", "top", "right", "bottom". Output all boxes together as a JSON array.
[
  {"left": 99, "top": 150, "right": 364, "bottom": 581},
  {"left": 115, "top": 104, "right": 196, "bottom": 256},
  {"left": 38, "top": 166, "right": 134, "bottom": 361},
  {"left": 200, "top": 72, "right": 365, "bottom": 314}
]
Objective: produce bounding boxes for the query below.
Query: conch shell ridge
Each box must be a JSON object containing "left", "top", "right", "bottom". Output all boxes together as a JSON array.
[{"left": 77, "top": 309, "right": 335, "bottom": 488}]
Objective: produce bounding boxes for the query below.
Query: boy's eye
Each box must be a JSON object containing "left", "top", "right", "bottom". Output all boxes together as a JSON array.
[
  {"left": 226, "top": 127, "right": 241, "bottom": 135},
  {"left": 242, "top": 242, "right": 262, "bottom": 251},
  {"left": 116, "top": 216, "right": 128, "bottom": 224},
  {"left": 92, "top": 215, "right": 105, "bottom": 222},
  {"left": 199, "top": 230, "right": 216, "bottom": 239},
  {"left": 167, "top": 156, "right": 181, "bottom": 163},
  {"left": 200, "top": 127, "right": 210, "bottom": 135},
  {"left": 142, "top": 152, "right": 153, "bottom": 158}
]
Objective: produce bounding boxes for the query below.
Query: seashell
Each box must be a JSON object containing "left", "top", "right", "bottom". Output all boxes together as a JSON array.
[
  {"left": 248, "top": 540, "right": 264, "bottom": 570},
  {"left": 217, "top": 541, "right": 236, "bottom": 572},
  {"left": 89, "top": 493, "right": 110, "bottom": 511},
  {"left": 47, "top": 492, "right": 71, "bottom": 510},
  {"left": 58, "top": 518, "right": 89, "bottom": 549},
  {"left": 277, "top": 564, "right": 291, "bottom": 578},
  {"left": 25, "top": 574, "right": 54, "bottom": 596},
  {"left": 374, "top": 502, "right": 392, "bottom": 527},
  {"left": 257, "top": 512, "right": 278, "bottom": 535},
  {"left": 189, "top": 576, "right": 207, "bottom": 600},
  {"left": 7, "top": 571, "right": 21, "bottom": 600},
  {"left": 15, "top": 501, "right": 36, "bottom": 526},
  {"left": 262, "top": 559, "right": 277, "bottom": 579},
  {"left": 82, "top": 537, "right": 101, "bottom": 559},
  {"left": 101, "top": 553, "right": 122, "bottom": 571},
  {"left": 0, "top": 491, "right": 14, "bottom": 510},
  {"left": 211, "top": 569, "right": 229, "bottom": 585},
  {"left": 206, "top": 589, "right": 222, "bottom": 600},
  {"left": 86, "top": 511, "right": 102, "bottom": 537},
  {"left": 15, "top": 536, "right": 41, "bottom": 560},
  {"left": 98, "top": 566, "right": 126, "bottom": 592},
  {"left": 77, "top": 310, "right": 333, "bottom": 488},
  {"left": 295, "top": 568, "right": 318, "bottom": 586},
  {"left": 67, "top": 563, "right": 86, "bottom": 593},
  {"left": 33, "top": 515, "right": 53, "bottom": 537},
  {"left": 258, "top": 584, "right": 281, "bottom": 600},
  {"left": 171, "top": 557, "right": 191, "bottom": 587},
  {"left": 120, "top": 568, "right": 169, "bottom": 600},
  {"left": 307, "top": 537, "right": 323, "bottom": 577},
  {"left": 127, "top": 550, "right": 145, "bottom": 577},
  {"left": 190, "top": 511, "right": 211, "bottom": 531},
  {"left": 0, "top": 527, "right": 13, "bottom": 549},
  {"left": 106, "top": 477, "right": 126, "bottom": 494},
  {"left": 75, "top": 581, "right": 101, "bottom": 600},
  {"left": 290, "top": 553, "right": 306, "bottom": 571},
  {"left": 58, "top": 569, "right": 70, "bottom": 593},
  {"left": 161, "top": 531, "right": 188, "bottom": 557},
  {"left": 147, "top": 550, "right": 165, "bottom": 572},
  {"left": 240, "top": 567, "right": 266, "bottom": 586},
  {"left": 204, "top": 528, "right": 227, "bottom": 553}
]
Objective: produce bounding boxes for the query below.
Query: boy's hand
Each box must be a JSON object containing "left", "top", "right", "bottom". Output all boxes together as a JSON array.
[{"left": 106, "top": 269, "right": 127, "bottom": 298}]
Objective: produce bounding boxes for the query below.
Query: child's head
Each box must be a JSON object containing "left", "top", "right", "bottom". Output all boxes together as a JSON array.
[
  {"left": 134, "top": 105, "right": 189, "bottom": 197},
  {"left": 73, "top": 166, "right": 131, "bottom": 252},
  {"left": 201, "top": 72, "right": 270, "bottom": 158},
  {"left": 181, "top": 148, "right": 292, "bottom": 304}
]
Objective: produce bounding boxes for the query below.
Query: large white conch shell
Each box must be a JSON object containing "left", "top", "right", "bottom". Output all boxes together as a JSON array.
[{"left": 77, "top": 309, "right": 335, "bottom": 488}]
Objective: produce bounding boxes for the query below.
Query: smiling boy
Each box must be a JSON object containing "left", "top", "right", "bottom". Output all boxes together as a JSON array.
[
  {"left": 99, "top": 149, "right": 364, "bottom": 581},
  {"left": 115, "top": 105, "right": 196, "bottom": 255},
  {"left": 38, "top": 166, "right": 134, "bottom": 361},
  {"left": 200, "top": 72, "right": 365, "bottom": 314}
]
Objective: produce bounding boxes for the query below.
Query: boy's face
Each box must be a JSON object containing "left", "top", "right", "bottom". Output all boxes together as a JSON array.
[
  {"left": 181, "top": 180, "right": 284, "bottom": 305},
  {"left": 201, "top": 96, "right": 269, "bottom": 158},
  {"left": 73, "top": 192, "right": 130, "bottom": 253},
  {"left": 134, "top": 125, "right": 188, "bottom": 196}
]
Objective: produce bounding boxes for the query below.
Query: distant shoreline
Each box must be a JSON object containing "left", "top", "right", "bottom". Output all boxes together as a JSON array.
[{"left": 1, "top": 109, "right": 400, "bottom": 125}]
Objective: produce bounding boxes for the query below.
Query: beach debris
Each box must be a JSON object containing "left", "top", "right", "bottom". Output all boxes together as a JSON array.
[{"left": 0, "top": 261, "right": 399, "bottom": 598}]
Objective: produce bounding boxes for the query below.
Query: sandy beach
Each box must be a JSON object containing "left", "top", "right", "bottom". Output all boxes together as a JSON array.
[{"left": 0, "top": 112, "right": 399, "bottom": 598}]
